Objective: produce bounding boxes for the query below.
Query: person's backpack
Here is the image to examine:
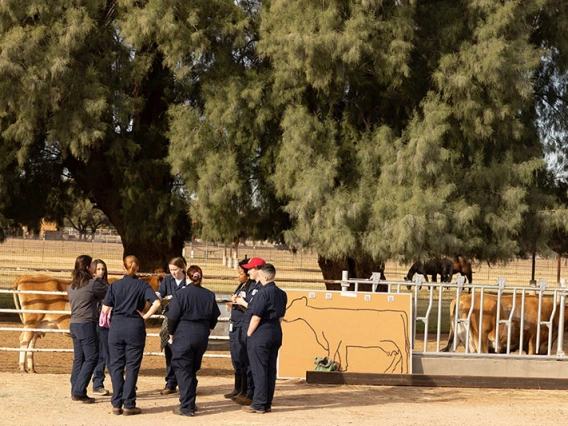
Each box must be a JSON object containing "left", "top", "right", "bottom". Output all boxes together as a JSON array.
[{"left": 314, "top": 356, "right": 338, "bottom": 371}]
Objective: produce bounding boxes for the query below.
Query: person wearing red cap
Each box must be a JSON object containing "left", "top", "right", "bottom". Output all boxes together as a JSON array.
[{"left": 232, "top": 257, "right": 265, "bottom": 405}]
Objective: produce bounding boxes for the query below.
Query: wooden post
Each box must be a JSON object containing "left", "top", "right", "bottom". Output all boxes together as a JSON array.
[{"left": 558, "top": 243, "right": 562, "bottom": 284}]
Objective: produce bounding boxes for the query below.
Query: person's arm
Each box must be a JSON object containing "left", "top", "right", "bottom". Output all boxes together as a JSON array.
[
  {"left": 235, "top": 296, "right": 248, "bottom": 308},
  {"left": 141, "top": 299, "right": 161, "bottom": 320},
  {"left": 102, "top": 304, "right": 112, "bottom": 314},
  {"left": 247, "top": 315, "right": 261, "bottom": 337}
]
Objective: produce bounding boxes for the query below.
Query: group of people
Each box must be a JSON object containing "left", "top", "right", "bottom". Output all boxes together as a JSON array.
[{"left": 67, "top": 253, "right": 287, "bottom": 416}]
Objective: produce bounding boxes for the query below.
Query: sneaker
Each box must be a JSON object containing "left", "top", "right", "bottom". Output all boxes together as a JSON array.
[
  {"left": 123, "top": 407, "right": 142, "bottom": 416},
  {"left": 242, "top": 405, "right": 265, "bottom": 414},
  {"left": 112, "top": 407, "right": 123, "bottom": 415},
  {"left": 160, "top": 387, "right": 177, "bottom": 395},
  {"left": 71, "top": 395, "right": 95, "bottom": 404},
  {"left": 93, "top": 388, "right": 109, "bottom": 396},
  {"left": 172, "top": 407, "right": 195, "bottom": 417},
  {"left": 233, "top": 396, "right": 253, "bottom": 406}
]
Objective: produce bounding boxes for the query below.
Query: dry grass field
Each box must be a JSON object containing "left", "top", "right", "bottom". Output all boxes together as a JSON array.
[{"left": 0, "top": 237, "right": 566, "bottom": 291}]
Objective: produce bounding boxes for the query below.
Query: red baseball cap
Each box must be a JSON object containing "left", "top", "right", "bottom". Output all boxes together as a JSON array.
[{"left": 241, "top": 257, "right": 266, "bottom": 269}]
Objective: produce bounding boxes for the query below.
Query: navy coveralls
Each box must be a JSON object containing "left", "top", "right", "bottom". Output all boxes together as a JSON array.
[
  {"left": 229, "top": 279, "right": 256, "bottom": 375},
  {"left": 157, "top": 274, "right": 187, "bottom": 390},
  {"left": 166, "top": 285, "right": 220, "bottom": 415},
  {"left": 103, "top": 275, "right": 158, "bottom": 409},
  {"left": 247, "top": 282, "right": 287, "bottom": 411},
  {"left": 92, "top": 279, "right": 110, "bottom": 391},
  {"left": 68, "top": 278, "right": 108, "bottom": 398},
  {"left": 241, "top": 281, "right": 262, "bottom": 398}
]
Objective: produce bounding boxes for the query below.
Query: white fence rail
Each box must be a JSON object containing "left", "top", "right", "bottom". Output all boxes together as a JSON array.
[
  {"left": 340, "top": 272, "right": 568, "bottom": 360},
  {"left": 0, "top": 288, "right": 230, "bottom": 358}
]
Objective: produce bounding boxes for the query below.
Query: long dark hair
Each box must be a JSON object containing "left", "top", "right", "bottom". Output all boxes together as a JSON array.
[{"left": 71, "top": 254, "right": 93, "bottom": 289}]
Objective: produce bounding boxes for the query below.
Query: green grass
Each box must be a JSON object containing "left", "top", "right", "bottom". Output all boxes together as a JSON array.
[{"left": 415, "top": 298, "right": 452, "bottom": 334}]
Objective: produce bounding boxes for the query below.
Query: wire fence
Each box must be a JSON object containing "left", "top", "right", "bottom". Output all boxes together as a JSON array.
[{"left": 1, "top": 237, "right": 568, "bottom": 293}]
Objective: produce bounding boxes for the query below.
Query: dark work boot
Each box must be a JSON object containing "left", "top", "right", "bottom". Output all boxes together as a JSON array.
[
  {"left": 232, "top": 373, "right": 248, "bottom": 401},
  {"left": 224, "top": 374, "right": 241, "bottom": 399}
]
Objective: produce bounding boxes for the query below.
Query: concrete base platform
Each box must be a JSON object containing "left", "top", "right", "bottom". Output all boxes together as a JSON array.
[{"left": 413, "top": 354, "right": 568, "bottom": 378}]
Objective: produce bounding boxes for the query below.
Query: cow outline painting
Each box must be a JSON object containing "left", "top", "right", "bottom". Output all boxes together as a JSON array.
[{"left": 280, "top": 291, "right": 412, "bottom": 378}]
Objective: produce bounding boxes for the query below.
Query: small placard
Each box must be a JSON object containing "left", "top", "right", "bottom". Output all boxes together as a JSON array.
[
  {"left": 309, "top": 292, "right": 316, "bottom": 299},
  {"left": 364, "top": 295, "right": 371, "bottom": 302},
  {"left": 325, "top": 293, "right": 332, "bottom": 300},
  {"left": 388, "top": 295, "right": 395, "bottom": 302}
]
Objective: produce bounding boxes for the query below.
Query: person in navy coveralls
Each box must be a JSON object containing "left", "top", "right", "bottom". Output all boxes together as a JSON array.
[
  {"left": 156, "top": 256, "right": 187, "bottom": 395},
  {"left": 91, "top": 258, "right": 111, "bottom": 396},
  {"left": 232, "top": 257, "right": 265, "bottom": 406},
  {"left": 102, "top": 255, "right": 161, "bottom": 416},
  {"left": 243, "top": 263, "right": 287, "bottom": 414},
  {"left": 224, "top": 258, "right": 256, "bottom": 400},
  {"left": 167, "top": 265, "right": 221, "bottom": 417}
]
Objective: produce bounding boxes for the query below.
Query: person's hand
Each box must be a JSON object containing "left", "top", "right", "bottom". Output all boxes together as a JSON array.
[{"left": 168, "top": 335, "right": 173, "bottom": 345}]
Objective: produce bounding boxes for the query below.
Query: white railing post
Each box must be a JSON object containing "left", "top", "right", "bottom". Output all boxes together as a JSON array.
[{"left": 341, "top": 270, "right": 349, "bottom": 292}]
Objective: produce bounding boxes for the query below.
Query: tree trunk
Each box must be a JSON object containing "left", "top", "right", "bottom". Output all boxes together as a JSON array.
[
  {"left": 318, "top": 255, "right": 387, "bottom": 292},
  {"left": 122, "top": 236, "right": 186, "bottom": 273}
]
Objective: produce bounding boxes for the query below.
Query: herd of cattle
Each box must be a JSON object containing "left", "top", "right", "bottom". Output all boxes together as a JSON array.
[{"left": 7, "top": 269, "right": 567, "bottom": 373}]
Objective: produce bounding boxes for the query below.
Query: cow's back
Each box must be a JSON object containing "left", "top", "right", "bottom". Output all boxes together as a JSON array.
[{"left": 13, "top": 275, "right": 71, "bottom": 327}]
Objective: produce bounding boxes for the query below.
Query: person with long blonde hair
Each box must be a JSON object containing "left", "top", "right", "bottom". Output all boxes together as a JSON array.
[{"left": 102, "top": 255, "right": 161, "bottom": 416}]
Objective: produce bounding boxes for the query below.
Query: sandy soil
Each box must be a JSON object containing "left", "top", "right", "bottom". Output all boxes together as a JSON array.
[{"left": 2, "top": 323, "right": 568, "bottom": 426}]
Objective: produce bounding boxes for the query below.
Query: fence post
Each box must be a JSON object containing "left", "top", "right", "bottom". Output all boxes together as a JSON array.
[
  {"left": 341, "top": 270, "right": 349, "bottom": 292},
  {"left": 558, "top": 279, "right": 566, "bottom": 357}
]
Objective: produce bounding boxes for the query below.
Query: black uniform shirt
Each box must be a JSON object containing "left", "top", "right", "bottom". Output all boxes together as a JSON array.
[
  {"left": 166, "top": 284, "right": 221, "bottom": 334},
  {"left": 242, "top": 281, "right": 263, "bottom": 327},
  {"left": 158, "top": 274, "right": 187, "bottom": 314},
  {"left": 157, "top": 274, "right": 187, "bottom": 299},
  {"left": 230, "top": 279, "right": 256, "bottom": 324},
  {"left": 250, "top": 282, "right": 287, "bottom": 329},
  {"left": 103, "top": 274, "right": 158, "bottom": 318}
]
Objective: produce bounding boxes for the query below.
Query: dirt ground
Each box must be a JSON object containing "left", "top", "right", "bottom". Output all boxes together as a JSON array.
[{"left": 2, "top": 323, "right": 568, "bottom": 426}]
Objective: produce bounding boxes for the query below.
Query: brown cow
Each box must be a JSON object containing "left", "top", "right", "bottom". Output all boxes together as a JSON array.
[
  {"left": 13, "top": 273, "right": 164, "bottom": 373},
  {"left": 441, "top": 293, "right": 507, "bottom": 354},
  {"left": 501, "top": 295, "right": 568, "bottom": 355},
  {"left": 442, "top": 293, "right": 568, "bottom": 355}
]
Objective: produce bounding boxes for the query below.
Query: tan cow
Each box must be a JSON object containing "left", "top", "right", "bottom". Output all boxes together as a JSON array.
[
  {"left": 12, "top": 275, "right": 72, "bottom": 373},
  {"left": 13, "top": 273, "right": 164, "bottom": 373},
  {"left": 441, "top": 293, "right": 507, "bottom": 354},
  {"left": 442, "top": 293, "right": 568, "bottom": 355},
  {"left": 501, "top": 295, "right": 568, "bottom": 355}
]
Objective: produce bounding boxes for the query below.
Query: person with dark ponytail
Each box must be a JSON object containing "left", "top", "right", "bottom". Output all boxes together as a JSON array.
[
  {"left": 102, "top": 255, "right": 161, "bottom": 416},
  {"left": 167, "top": 265, "right": 221, "bottom": 417},
  {"left": 68, "top": 254, "right": 108, "bottom": 404},
  {"left": 224, "top": 259, "right": 254, "bottom": 400}
]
